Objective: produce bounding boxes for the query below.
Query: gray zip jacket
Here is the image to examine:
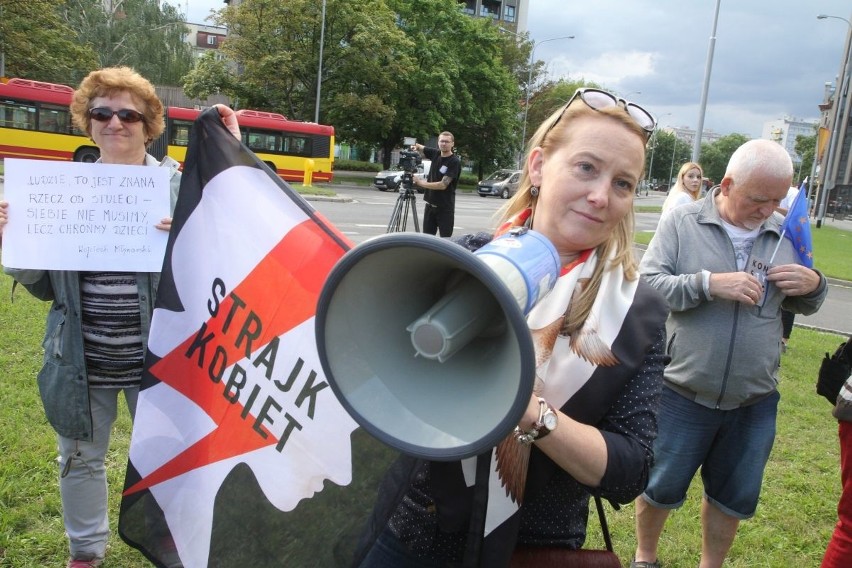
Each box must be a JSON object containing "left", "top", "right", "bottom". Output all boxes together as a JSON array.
[
  {"left": 639, "top": 189, "right": 827, "bottom": 410},
  {"left": 3, "top": 154, "right": 180, "bottom": 440}
]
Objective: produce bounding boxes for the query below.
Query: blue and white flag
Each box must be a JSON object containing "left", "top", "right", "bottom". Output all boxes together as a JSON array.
[{"left": 780, "top": 181, "right": 814, "bottom": 268}]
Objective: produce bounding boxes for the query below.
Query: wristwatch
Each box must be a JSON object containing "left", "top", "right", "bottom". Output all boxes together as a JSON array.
[{"left": 533, "top": 397, "right": 558, "bottom": 440}]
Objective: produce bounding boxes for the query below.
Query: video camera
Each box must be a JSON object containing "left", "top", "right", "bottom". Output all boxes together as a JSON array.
[{"left": 398, "top": 150, "right": 421, "bottom": 173}]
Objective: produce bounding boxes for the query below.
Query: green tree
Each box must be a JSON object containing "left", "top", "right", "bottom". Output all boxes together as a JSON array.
[
  {"left": 699, "top": 133, "right": 750, "bottom": 184},
  {"left": 794, "top": 131, "right": 817, "bottom": 184},
  {"left": 523, "top": 79, "right": 606, "bottom": 142},
  {"left": 182, "top": 51, "right": 233, "bottom": 100},
  {"left": 646, "top": 131, "right": 677, "bottom": 185},
  {"left": 0, "top": 0, "right": 98, "bottom": 84},
  {"left": 191, "top": 0, "right": 408, "bottom": 134},
  {"left": 60, "top": 0, "right": 193, "bottom": 85},
  {"left": 185, "top": 0, "right": 536, "bottom": 172},
  {"left": 441, "top": 14, "right": 522, "bottom": 177},
  {"left": 376, "top": 0, "right": 520, "bottom": 169}
]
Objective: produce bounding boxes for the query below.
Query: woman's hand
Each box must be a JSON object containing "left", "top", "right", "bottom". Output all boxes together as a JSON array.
[
  {"left": 155, "top": 217, "right": 172, "bottom": 232},
  {"left": 0, "top": 201, "right": 8, "bottom": 244},
  {"left": 213, "top": 104, "right": 242, "bottom": 140}
]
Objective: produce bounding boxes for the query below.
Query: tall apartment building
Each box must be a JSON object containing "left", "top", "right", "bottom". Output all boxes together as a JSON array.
[
  {"left": 761, "top": 116, "right": 818, "bottom": 170},
  {"left": 458, "top": 0, "right": 529, "bottom": 33},
  {"left": 815, "top": 22, "right": 852, "bottom": 221},
  {"left": 663, "top": 125, "right": 723, "bottom": 147}
]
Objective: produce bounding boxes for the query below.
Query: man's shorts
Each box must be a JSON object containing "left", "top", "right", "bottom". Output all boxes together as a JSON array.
[{"left": 641, "top": 385, "right": 779, "bottom": 519}]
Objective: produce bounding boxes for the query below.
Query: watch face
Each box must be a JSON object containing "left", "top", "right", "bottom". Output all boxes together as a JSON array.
[{"left": 543, "top": 412, "right": 558, "bottom": 431}]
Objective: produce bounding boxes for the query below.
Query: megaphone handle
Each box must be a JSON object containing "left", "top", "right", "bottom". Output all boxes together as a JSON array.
[
  {"left": 462, "top": 450, "right": 494, "bottom": 566},
  {"left": 407, "top": 277, "right": 500, "bottom": 362}
]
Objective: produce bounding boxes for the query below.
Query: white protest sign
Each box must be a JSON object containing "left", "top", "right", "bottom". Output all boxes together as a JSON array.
[{"left": 1, "top": 158, "right": 171, "bottom": 272}]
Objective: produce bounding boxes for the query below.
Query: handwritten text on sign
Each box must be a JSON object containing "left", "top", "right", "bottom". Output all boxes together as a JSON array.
[{"left": 1, "top": 158, "right": 171, "bottom": 271}]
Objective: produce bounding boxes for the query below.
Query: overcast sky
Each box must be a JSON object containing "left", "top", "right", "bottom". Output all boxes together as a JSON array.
[{"left": 182, "top": 0, "right": 852, "bottom": 138}]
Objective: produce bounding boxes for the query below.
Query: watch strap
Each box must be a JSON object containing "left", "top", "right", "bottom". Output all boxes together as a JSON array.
[{"left": 533, "top": 397, "right": 557, "bottom": 440}]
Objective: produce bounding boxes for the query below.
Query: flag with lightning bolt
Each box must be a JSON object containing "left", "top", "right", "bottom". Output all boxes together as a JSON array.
[{"left": 118, "top": 108, "right": 397, "bottom": 567}]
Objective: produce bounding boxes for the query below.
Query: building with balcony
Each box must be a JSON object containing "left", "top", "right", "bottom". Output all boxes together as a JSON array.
[
  {"left": 762, "top": 115, "right": 819, "bottom": 170},
  {"left": 184, "top": 22, "right": 228, "bottom": 61},
  {"left": 815, "top": 23, "right": 852, "bottom": 223},
  {"left": 458, "top": 0, "right": 529, "bottom": 33}
]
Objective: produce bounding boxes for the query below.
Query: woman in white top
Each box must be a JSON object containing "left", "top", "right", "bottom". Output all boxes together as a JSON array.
[{"left": 661, "top": 162, "right": 704, "bottom": 216}]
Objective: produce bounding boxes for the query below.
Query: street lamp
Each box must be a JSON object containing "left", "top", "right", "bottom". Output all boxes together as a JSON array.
[
  {"left": 314, "top": 0, "right": 327, "bottom": 123},
  {"left": 669, "top": 135, "right": 681, "bottom": 190},
  {"left": 815, "top": 13, "right": 852, "bottom": 228},
  {"left": 693, "top": 0, "right": 722, "bottom": 163},
  {"left": 501, "top": 28, "right": 574, "bottom": 168}
]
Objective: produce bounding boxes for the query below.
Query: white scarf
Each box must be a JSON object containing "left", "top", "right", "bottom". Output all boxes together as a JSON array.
[{"left": 458, "top": 247, "right": 638, "bottom": 535}]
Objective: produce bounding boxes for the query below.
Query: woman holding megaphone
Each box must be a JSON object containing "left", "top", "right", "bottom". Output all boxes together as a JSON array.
[{"left": 356, "top": 89, "right": 670, "bottom": 567}]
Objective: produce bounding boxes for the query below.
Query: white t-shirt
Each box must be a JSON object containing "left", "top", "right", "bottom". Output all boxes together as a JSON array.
[
  {"left": 720, "top": 219, "right": 759, "bottom": 271},
  {"left": 779, "top": 187, "right": 799, "bottom": 212}
]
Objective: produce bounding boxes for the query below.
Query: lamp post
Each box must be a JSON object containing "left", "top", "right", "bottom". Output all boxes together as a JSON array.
[
  {"left": 816, "top": 13, "right": 852, "bottom": 228},
  {"left": 669, "top": 135, "right": 680, "bottom": 190},
  {"left": 501, "top": 28, "right": 574, "bottom": 168},
  {"left": 693, "top": 0, "right": 722, "bottom": 163},
  {"left": 314, "top": 0, "right": 327, "bottom": 123}
]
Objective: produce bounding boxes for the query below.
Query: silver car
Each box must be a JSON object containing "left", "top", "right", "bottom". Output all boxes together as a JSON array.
[{"left": 477, "top": 169, "right": 522, "bottom": 199}]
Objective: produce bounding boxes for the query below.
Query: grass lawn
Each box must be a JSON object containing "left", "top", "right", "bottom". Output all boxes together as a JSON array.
[
  {"left": 635, "top": 222, "right": 852, "bottom": 281},
  {"left": 0, "top": 269, "right": 847, "bottom": 567}
]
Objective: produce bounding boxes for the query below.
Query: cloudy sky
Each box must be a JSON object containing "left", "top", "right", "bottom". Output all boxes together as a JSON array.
[{"left": 183, "top": 0, "right": 852, "bottom": 138}]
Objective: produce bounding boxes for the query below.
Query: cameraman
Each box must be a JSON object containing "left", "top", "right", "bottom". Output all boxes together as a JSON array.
[{"left": 413, "top": 131, "right": 461, "bottom": 237}]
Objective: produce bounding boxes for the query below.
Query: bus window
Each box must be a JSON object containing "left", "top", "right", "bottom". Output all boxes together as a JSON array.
[
  {"left": 170, "top": 120, "right": 193, "bottom": 147},
  {"left": 282, "top": 135, "right": 310, "bottom": 156},
  {"left": 39, "top": 104, "right": 70, "bottom": 133},
  {"left": 246, "top": 130, "right": 281, "bottom": 153},
  {"left": 0, "top": 102, "right": 37, "bottom": 130}
]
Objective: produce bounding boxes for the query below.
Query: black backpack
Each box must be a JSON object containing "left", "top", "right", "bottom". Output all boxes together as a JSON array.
[{"left": 817, "top": 337, "right": 852, "bottom": 405}]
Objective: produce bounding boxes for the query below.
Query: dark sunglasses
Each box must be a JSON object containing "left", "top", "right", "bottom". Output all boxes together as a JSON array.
[
  {"left": 548, "top": 88, "right": 656, "bottom": 139},
  {"left": 89, "top": 107, "right": 145, "bottom": 124}
]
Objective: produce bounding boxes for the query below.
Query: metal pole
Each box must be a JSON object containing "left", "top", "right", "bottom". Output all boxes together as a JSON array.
[
  {"left": 693, "top": 0, "right": 722, "bottom": 163},
  {"left": 646, "top": 130, "right": 657, "bottom": 187},
  {"left": 0, "top": 5, "right": 4, "bottom": 78},
  {"left": 518, "top": 35, "right": 574, "bottom": 168},
  {"left": 314, "top": 0, "right": 327, "bottom": 124},
  {"left": 669, "top": 137, "right": 679, "bottom": 188}
]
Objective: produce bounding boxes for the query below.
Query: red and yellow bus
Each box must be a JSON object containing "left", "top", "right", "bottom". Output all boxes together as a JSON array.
[
  {"left": 0, "top": 78, "right": 335, "bottom": 181},
  {"left": 0, "top": 78, "right": 100, "bottom": 162},
  {"left": 162, "top": 107, "right": 335, "bottom": 182}
]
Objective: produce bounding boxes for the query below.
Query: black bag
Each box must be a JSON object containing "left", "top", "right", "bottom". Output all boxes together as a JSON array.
[{"left": 817, "top": 337, "right": 852, "bottom": 405}]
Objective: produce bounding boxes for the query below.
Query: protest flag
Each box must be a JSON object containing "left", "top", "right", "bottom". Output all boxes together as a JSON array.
[
  {"left": 780, "top": 181, "right": 814, "bottom": 268},
  {"left": 118, "top": 108, "right": 399, "bottom": 567}
]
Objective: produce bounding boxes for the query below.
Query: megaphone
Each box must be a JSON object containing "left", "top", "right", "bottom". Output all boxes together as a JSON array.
[{"left": 315, "top": 228, "right": 559, "bottom": 461}]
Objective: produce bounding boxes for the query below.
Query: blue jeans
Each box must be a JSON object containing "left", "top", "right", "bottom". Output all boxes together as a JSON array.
[
  {"left": 358, "top": 527, "right": 448, "bottom": 568},
  {"left": 642, "top": 386, "right": 778, "bottom": 519}
]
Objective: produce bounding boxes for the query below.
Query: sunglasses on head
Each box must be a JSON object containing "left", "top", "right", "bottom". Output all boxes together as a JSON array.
[
  {"left": 88, "top": 107, "right": 145, "bottom": 124},
  {"left": 548, "top": 88, "right": 656, "bottom": 139}
]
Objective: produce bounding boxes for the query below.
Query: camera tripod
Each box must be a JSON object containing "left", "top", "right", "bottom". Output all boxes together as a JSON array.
[{"left": 387, "top": 173, "right": 421, "bottom": 233}]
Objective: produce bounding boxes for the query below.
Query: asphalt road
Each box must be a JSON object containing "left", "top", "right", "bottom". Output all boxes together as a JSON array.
[
  {"left": 1, "top": 176, "right": 849, "bottom": 336},
  {"left": 307, "top": 183, "right": 852, "bottom": 337}
]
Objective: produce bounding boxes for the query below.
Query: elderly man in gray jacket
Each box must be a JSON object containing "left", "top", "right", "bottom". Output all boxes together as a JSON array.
[{"left": 631, "top": 139, "right": 827, "bottom": 568}]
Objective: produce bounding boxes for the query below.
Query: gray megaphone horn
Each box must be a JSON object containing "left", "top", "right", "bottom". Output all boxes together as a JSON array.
[{"left": 315, "top": 227, "right": 559, "bottom": 460}]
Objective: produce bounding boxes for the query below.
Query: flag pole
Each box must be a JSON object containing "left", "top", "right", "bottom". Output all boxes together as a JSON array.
[{"left": 768, "top": 232, "right": 785, "bottom": 265}]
